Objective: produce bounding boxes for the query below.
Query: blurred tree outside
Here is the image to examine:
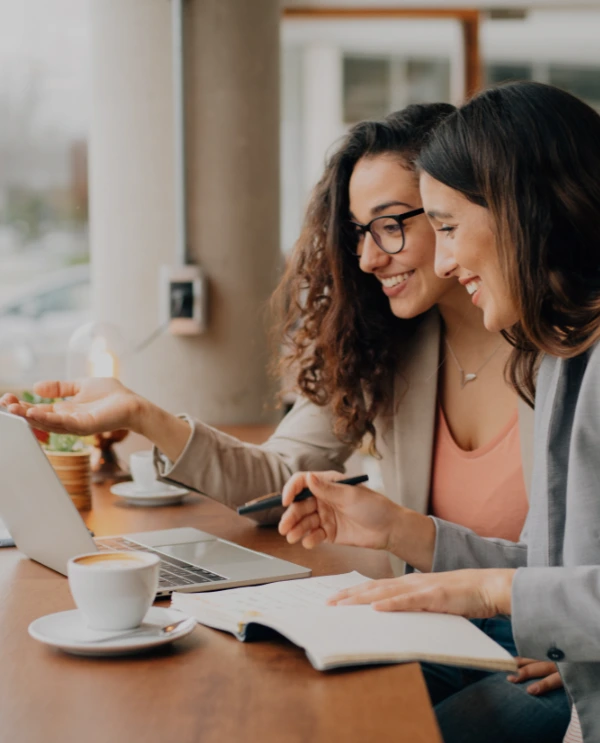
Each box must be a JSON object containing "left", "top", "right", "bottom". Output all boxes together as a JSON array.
[{"left": 0, "top": 67, "right": 88, "bottom": 252}]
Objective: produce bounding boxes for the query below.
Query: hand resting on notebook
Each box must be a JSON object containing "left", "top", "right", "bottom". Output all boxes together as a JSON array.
[
  {"left": 326, "top": 569, "right": 515, "bottom": 619},
  {"left": 279, "top": 470, "right": 515, "bottom": 620}
]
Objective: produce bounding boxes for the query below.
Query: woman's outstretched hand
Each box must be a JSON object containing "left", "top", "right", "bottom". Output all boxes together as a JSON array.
[
  {"left": 278, "top": 471, "right": 402, "bottom": 552},
  {"left": 0, "top": 379, "right": 144, "bottom": 435},
  {"left": 327, "top": 568, "right": 515, "bottom": 618}
]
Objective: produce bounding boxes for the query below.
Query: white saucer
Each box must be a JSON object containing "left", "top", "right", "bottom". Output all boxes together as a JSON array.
[
  {"left": 110, "top": 481, "right": 189, "bottom": 507},
  {"left": 28, "top": 606, "right": 196, "bottom": 656}
]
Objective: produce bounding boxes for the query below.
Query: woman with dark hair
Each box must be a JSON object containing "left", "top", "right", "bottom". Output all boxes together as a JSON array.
[
  {"left": 2, "top": 102, "right": 566, "bottom": 737},
  {"left": 280, "top": 81, "right": 600, "bottom": 740}
]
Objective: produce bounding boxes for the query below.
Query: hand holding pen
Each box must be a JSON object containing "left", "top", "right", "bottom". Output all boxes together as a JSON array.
[
  {"left": 237, "top": 474, "right": 368, "bottom": 515},
  {"left": 276, "top": 470, "right": 401, "bottom": 552}
]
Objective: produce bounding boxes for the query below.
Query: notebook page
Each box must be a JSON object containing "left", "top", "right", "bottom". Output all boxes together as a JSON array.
[
  {"left": 171, "top": 571, "right": 368, "bottom": 622},
  {"left": 257, "top": 606, "right": 517, "bottom": 671}
]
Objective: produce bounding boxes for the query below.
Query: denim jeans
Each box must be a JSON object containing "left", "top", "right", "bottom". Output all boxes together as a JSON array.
[{"left": 421, "top": 617, "right": 571, "bottom": 743}]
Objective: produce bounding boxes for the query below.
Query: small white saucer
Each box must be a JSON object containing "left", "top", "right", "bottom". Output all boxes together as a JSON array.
[
  {"left": 28, "top": 606, "right": 196, "bottom": 656},
  {"left": 110, "top": 481, "right": 189, "bottom": 507}
]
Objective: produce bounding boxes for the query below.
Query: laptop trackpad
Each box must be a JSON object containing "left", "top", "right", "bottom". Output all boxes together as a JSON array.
[{"left": 157, "top": 540, "right": 270, "bottom": 570}]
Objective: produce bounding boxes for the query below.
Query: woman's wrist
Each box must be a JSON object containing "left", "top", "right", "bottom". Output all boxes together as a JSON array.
[
  {"left": 386, "top": 508, "right": 437, "bottom": 572},
  {"left": 132, "top": 400, "right": 192, "bottom": 463},
  {"left": 487, "top": 569, "right": 515, "bottom": 615},
  {"left": 129, "top": 395, "right": 155, "bottom": 437}
]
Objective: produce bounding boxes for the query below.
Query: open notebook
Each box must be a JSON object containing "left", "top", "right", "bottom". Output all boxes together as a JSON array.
[{"left": 171, "top": 571, "right": 518, "bottom": 672}]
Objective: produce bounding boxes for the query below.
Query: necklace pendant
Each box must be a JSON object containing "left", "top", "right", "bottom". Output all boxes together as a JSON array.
[{"left": 461, "top": 372, "right": 477, "bottom": 389}]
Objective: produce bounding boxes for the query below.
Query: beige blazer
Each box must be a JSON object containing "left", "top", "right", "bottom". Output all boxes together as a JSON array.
[{"left": 157, "top": 309, "right": 533, "bottom": 528}]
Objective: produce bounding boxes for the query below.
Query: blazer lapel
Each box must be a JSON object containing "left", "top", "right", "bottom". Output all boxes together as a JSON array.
[
  {"left": 544, "top": 354, "right": 588, "bottom": 566},
  {"left": 528, "top": 355, "right": 563, "bottom": 566},
  {"left": 391, "top": 310, "right": 440, "bottom": 514}
]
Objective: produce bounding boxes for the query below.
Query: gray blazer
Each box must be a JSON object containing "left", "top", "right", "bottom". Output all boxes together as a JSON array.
[{"left": 431, "top": 343, "right": 600, "bottom": 742}]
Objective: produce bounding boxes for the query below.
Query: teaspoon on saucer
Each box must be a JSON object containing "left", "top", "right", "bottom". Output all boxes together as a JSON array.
[{"left": 81, "top": 617, "right": 192, "bottom": 643}]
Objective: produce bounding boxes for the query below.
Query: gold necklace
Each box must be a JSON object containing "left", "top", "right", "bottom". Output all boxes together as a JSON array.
[{"left": 444, "top": 338, "right": 503, "bottom": 390}]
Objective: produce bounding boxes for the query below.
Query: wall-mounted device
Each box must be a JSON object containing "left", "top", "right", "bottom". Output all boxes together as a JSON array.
[
  {"left": 160, "top": 264, "right": 207, "bottom": 335},
  {"left": 160, "top": 2, "right": 207, "bottom": 338}
]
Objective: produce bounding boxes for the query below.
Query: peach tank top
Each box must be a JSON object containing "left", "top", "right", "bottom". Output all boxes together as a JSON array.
[{"left": 430, "top": 406, "right": 528, "bottom": 542}]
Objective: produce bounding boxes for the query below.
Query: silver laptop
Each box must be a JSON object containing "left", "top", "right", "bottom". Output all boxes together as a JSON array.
[{"left": 0, "top": 411, "right": 310, "bottom": 596}]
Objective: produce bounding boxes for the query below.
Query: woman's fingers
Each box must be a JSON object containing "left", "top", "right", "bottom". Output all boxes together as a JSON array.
[
  {"left": 281, "top": 472, "right": 310, "bottom": 507},
  {"left": 507, "top": 659, "right": 563, "bottom": 695},
  {"left": 283, "top": 512, "right": 322, "bottom": 545},
  {"left": 0, "top": 401, "right": 70, "bottom": 434},
  {"left": 527, "top": 672, "right": 563, "bottom": 696},
  {"left": 280, "top": 470, "right": 342, "bottom": 507},
  {"left": 372, "top": 587, "right": 440, "bottom": 612},
  {"left": 5, "top": 402, "right": 31, "bottom": 417},
  {"left": 25, "top": 403, "right": 56, "bottom": 415},
  {"left": 301, "top": 527, "right": 327, "bottom": 549},
  {"left": 0, "top": 395, "right": 37, "bottom": 418},
  {"left": 279, "top": 498, "right": 317, "bottom": 535},
  {"left": 33, "top": 380, "right": 80, "bottom": 399},
  {"left": 515, "top": 656, "right": 539, "bottom": 668},
  {"left": 25, "top": 408, "right": 88, "bottom": 435},
  {"left": 508, "top": 659, "right": 556, "bottom": 680},
  {"left": 328, "top": 579, "right": 395, "bottom": 605}
]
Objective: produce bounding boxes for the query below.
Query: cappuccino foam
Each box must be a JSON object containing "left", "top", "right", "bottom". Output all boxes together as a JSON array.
[{"left": 74, "top": 552, "right": 147, "bottom": 570}]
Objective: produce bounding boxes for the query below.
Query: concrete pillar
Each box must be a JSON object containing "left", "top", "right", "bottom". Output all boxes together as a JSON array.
[
  {"left": 89, "top": 0, "right": 281, "bottom": 425},
  {"left": 281, "top": 47, "right": 304, "bottom": 255},
  {"left": 301, "top": 44, "right": 344, "bottom": 196}
]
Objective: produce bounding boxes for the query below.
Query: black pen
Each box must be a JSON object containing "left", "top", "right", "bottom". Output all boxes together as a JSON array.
[{"left": 237, "top": 474, "right": 369, "bottom": 516}]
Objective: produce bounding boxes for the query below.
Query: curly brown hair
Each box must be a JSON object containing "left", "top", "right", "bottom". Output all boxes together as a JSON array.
[{"left": 271, "top": 104, "right": 456, "bottom": 452}]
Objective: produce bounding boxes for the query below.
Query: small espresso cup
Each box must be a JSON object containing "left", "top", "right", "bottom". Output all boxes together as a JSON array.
[
  {"left": 68, "top": 551, "right": 160, "bottom": 631},
  {"left": 129, "top": 450, "right": 159, "bottom": 492}
]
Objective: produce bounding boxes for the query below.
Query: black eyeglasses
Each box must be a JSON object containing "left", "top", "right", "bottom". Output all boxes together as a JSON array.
[{"left": 345, "top": 208, "right": 425, "bottom": 256}]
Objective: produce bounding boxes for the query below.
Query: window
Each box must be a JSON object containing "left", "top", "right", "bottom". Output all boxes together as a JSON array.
[
  {"left": 549, "top": 65, "right": 600, "bottom": 109},
  {"left": 37, "top": 281, "right": 89, "bottom": 315},
  {"left": 0, "top": 1, "right": 90, "bottom": 389},
  {"left": 485, "top": 63, "right": 532, "bottom": 86},
  {"left": 343, "top": 57, "right": 390, "bottom": 122},
  {"left": 343, "top": 55, "right": 450, "bottom": 124},
  {"left": 485, "top": 61, "right": 600, "bottom": 111}
]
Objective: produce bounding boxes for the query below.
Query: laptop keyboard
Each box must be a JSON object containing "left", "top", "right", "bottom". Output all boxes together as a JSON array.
[{"left": 94, "top": 536, "right": 227, "bottom": 589}]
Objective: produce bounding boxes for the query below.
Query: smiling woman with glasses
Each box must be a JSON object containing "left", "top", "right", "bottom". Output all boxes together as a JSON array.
[{"left": 1, "top": 103, "right": 569, "bottom": 742}]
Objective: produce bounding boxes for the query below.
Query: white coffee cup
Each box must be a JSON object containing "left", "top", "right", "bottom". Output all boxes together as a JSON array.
[
  {"left": 68, "top": 551, "right": 160, "bottom": 631},
  {"left": 129, "top": 450, "right": 159, "bottom": 492}
]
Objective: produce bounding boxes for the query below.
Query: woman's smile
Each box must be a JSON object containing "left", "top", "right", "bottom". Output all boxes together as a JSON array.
[{"left": 378, "top": 269, "right": 415, "bottom": 296}]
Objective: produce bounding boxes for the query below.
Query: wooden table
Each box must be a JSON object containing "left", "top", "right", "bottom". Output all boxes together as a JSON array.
[{"left": 0, "top": 484, "right": 441, "bottom": 743}]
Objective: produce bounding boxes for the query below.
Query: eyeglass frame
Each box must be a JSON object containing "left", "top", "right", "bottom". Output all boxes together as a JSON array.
[{"left": 345, "top": 207, "right": 425, "bottom": 256}]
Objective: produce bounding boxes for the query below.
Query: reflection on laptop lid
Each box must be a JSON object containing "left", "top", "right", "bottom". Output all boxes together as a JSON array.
[{"left": 0, "top": 411, "right": 310, "bottom": 596}]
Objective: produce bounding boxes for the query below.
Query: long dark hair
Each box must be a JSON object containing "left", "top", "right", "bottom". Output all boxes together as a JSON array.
[
  {"left": 418, "top": 82, "right": 600, "bottom": 405},
  {"left": 272, "top": 103, "right": 455, "bottom": 451}
]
